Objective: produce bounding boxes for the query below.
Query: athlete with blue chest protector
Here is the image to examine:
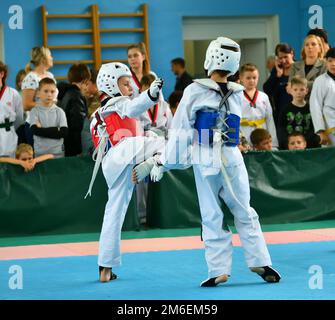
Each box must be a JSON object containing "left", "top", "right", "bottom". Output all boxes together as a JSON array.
[{"left": 133, "top": 37, "right": 281, "bottom": 286}]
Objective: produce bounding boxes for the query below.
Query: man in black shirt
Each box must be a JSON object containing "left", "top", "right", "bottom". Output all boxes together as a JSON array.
[{"left": 171, "top": 57, "right": 193, "bottom": 92}]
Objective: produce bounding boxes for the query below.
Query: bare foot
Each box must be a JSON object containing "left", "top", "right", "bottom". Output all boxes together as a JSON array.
[
  {"left": 214, "top": 274, "right": 229, "bottom": 284},
  {"left": 99, "top": 267, "right": 111, "bottom": 282}
]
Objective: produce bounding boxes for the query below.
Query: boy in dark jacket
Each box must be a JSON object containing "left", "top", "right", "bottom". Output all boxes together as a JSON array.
[{"left": 58, "top": 64, "right": 90, "bottom": 156}]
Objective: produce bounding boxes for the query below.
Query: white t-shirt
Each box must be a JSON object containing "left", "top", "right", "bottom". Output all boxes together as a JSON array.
[{"left": 21, "top": 71, "right": 56, "bottom": 91}]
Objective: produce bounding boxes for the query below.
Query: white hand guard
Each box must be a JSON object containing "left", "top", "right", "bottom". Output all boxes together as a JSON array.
[
  {"left": 150, "top": 164, "right": 164, "bottom": 182},
  {"left": 149, "top": 78, "right": 164, "bottom": 99},
  {"left": 133, "top": 154, "right": 161, "bottom": 183}
]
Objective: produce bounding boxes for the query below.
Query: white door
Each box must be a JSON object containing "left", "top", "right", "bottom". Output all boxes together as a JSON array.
[
  {"left": 183, "top": 16, "right": 279, "bottom": 88},
  {"left": 240, "top": 38, "right": 267, "bottom": 89}
]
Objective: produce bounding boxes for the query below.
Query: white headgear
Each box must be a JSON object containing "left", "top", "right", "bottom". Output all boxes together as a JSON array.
[
  {"left": 204, "top": 37, "right": 241, "bottom": 76},
  {"left": 97, "top": 62, "right": 132, "bottom": 97}
]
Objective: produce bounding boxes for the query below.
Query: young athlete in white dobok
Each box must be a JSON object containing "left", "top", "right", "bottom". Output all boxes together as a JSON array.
[
  {"left": 133, "top": 37, "right": 281, "bottom": 287},
  {"left": 85, "top": 62, "right": 164, "bottom": 282},
  {"left": 0, "top": 61, "right": 24, "bottom": 157}
]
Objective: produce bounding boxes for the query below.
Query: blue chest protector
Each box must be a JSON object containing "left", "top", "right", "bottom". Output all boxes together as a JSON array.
[
  {"left": 194, "top": 90, "right": 240, "bottom": 147},
  {"left": 194, "top": 89, "right": 240, "bottom": 147},
  {"left": 223, "top": 112, "right": 240, "bottom": 146},
  {"left": 194, "top": 110, "right": 219, "bottom": 145}
]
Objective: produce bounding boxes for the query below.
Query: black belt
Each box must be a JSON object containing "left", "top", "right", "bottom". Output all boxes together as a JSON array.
[{"left": 0, "top": 118, "right": 14, "bottom": 131}]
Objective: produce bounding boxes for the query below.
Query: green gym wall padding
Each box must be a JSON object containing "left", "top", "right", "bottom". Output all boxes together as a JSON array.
[{"left": 1, "top": 147, "right": 335, "bottom": 237}]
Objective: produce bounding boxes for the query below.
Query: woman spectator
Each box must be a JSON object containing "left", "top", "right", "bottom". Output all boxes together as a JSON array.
[
  {"left": 289, "top": 35, "right": 326, "bottom": 97},
  {"left": 21, "top": 47, "right": 55, "bottom": 145},
  {"left": 307, "top": 28, "right": 330, "bottom": 58},
  {"left": 22, "top": 47, "right": 55, "bottom": 111},
  {"left": 127, "top": 42, "right": 158, "bottom": 98},
  {"left": 263, "top": 43, "right": 294, "bottom": 125}
]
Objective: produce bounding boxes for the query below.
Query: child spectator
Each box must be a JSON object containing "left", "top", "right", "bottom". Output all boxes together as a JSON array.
[
  {"left": 250, "top": 128, "right": 273, "bottom": 151},
  {"left": 310, "top": 48, "right": 335, "bottom": 146},
  {"left": 139, "top": 73, "right": 173, "bottom": 137},
  {"left": 277, "top": 76, "right": 320, "bottom": 149},
  {"left": 0, "top": 143, "right": 54, "bottom": 172},
  {"left": 289, "top": 35, "right": 326, "bottom": 97},
  {"left": 86, "top": 68, "right": 100, "bottom": 117},
  {"left": 0, "top": 61, "right": 24, "bottom": 158},
  {"left": 30, "top": 78, "right": 68, "bottom": 158},
  {"left": 168, "top": 90, "right": 183, "bottom": 115},
  {"left": 15, "top": 69, "right": 27, "bottom": 94},
  {"left": 263, "top": 43, "right": 294, "bottom": 125},
  {"left": 239, "top": 63, "right": 278, "bottom": 148},
  {"left": 287, "top": 132, "right": 307, "bottom": 150},
  {"left": 82, "top": 68, "right": 99, "bottom": 156},
  {"left": 58, "top": 63, "right": 90, "bottom": 156}
]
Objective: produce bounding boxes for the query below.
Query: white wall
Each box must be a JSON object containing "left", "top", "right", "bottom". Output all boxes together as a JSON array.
[{"left": 183, "top": 16, "right": 279, "bottom": 86}]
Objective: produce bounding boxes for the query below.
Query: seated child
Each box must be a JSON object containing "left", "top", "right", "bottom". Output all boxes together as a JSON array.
[
  {"left": 250, "top": 128, "right": 273, "bottom": 151},
  {"left": 0, "top": 143, "right": 54, "bottom": 172},
  {"left": 287, "top": 132, "right": 307, "bottom": 150}
]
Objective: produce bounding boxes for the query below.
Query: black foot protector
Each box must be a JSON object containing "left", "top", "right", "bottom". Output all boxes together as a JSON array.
[
  {"left": 200, "top": 274, "right": 229, "bottom": 287},
  {"left": 251, "top": 266, "right": 281, "bottom": 283}
]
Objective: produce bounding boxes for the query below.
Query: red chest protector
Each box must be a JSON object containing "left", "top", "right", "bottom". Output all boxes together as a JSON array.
[{"left": 92, "top": 112, "right": 144, "bottom": 147}]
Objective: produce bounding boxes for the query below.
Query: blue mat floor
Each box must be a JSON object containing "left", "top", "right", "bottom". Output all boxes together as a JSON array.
[{"left": 1, "top": 241, "right": 335, "bottom": 300}]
